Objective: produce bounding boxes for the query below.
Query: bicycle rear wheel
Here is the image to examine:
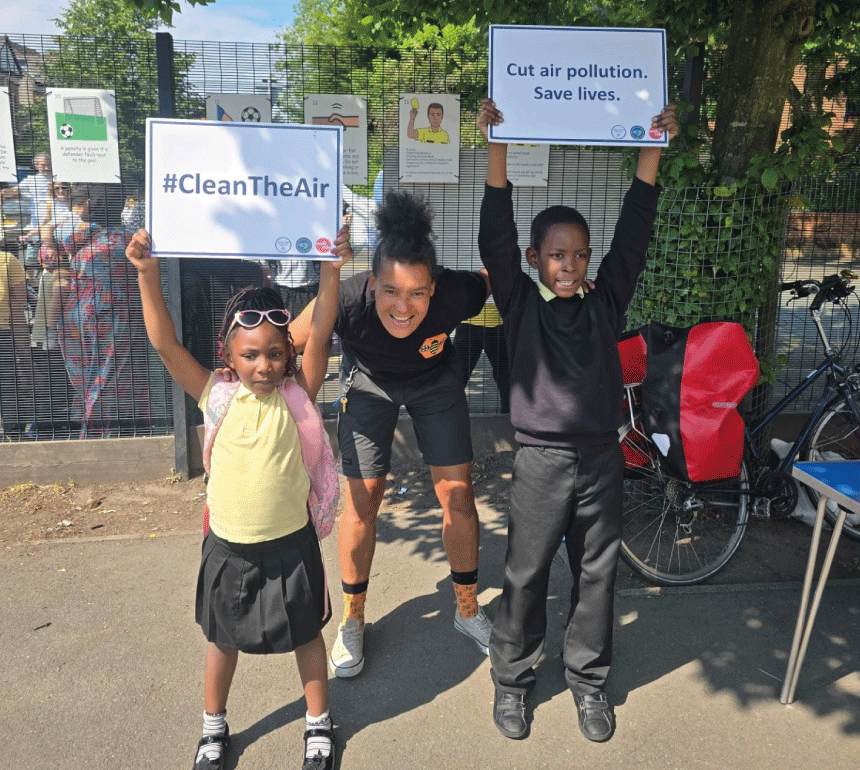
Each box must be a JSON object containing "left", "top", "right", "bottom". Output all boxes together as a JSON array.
[
  {"left": 802, "top": 386, "right": 860, "bottom": 541},
  {"left": 619, "top": 408, "right": 750, "bottom": 586}
]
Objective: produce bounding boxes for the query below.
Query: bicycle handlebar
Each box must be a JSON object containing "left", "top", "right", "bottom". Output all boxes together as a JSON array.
[{"left": 779, "top": 273, "right": 855, "bottom": 311}]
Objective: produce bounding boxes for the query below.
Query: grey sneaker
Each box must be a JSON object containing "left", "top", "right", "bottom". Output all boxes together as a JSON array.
[
  {"left": 454, "top": 606, "right": 492, "bottom": 655},
  {"left": 329, "top": 617, "right": 364, "bottom": 678}
]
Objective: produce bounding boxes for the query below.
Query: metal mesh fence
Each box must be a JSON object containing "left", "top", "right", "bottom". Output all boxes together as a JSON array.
[{"left": 0, "top": 32, "right": 857, "bottom": 445}]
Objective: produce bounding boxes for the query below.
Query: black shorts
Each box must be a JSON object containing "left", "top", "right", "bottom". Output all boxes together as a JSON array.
[
  {"left": 337, "top": 361, "right": 473, "bottom": 478},
  {"left": 195, "top": 523, "right": 331, "bottom": 654}
]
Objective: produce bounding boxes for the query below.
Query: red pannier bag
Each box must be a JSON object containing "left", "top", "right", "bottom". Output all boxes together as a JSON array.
[
  {"left": 640, "top": 321, "right": 759, "bottom": 482},
  {"left": 618, "top": 329, "right": 647, "bottom": 384}
]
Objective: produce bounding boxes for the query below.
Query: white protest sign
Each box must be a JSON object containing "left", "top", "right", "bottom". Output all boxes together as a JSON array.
[
  {"left": 489, "top": 26, "right": 668, "bottom": 147},
  {"left": 0, "top": 88, "right": 17, "bottom": 183},
  {"left": 47, "top": 88, "right": 122, "bottom": 182},
  {"left": 305, "top": 94, "right": 368, "bottom": 185},
  {"left": 146, "top": 119, "right": 343, "bottom": 260}
]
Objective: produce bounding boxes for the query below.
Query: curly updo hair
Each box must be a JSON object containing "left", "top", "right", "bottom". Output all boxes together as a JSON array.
[
  {"left": 218, "top": 286, "right": 298, "bottom": 378},
  {"left": 372, "top": 189, "right": 438, "bottom": 277}
]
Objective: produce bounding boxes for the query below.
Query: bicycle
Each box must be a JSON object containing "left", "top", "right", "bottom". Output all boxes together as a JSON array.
[{"left": 618, "top": 270, "right": 860, "bottom": 586}]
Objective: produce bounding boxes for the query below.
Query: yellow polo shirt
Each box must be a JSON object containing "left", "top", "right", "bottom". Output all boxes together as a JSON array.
[
  {"left": 417, "top": 127, "right": 450, "bottom": 144},
  {"left": 538, "top": 282, "right": 586, "bottom": 301},
  {"left": 199, "top": 375, "right": 311, "bottom": 543},
  {"left": 0, "top": 251, "right": 26, "bottom": 330}
]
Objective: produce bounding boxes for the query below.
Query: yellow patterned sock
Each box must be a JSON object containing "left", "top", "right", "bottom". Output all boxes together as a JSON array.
[
  {"left": 452, "top": 580, "right": 478, "bottom": 619},
  {"left": 341, "top": 583, "right": 367, "bottom": 625}
]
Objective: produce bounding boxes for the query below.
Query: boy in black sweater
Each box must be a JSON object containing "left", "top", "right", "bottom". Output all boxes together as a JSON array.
[{"left": 478, "top": 98, "right": 677, "bottom": 743}]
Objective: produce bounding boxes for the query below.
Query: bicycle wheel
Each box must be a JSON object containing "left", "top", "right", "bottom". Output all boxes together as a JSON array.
[
  {"left": 802, "top": 386, "right": 860, "bottom": 542},
  {"left": 618, "top": 408, "right": 750, "bottom": 586}
]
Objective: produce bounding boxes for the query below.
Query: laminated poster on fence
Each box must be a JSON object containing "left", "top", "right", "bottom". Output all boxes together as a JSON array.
[
  {"left": 399, "top": 94, "right": 460, "bottom": 184},
  {"left": 146, "top": 118, "right": 343, "bottom": 260},
  {"left": 507, "top": 143, "right": 550, "bottom": 186},
  {"left": 488, "top": 25, "right": 668, "bottom": 147},
  {"left": 205, "top": 94, "right": 272, "bottom": 124},
  {"left": 0, "top": 88, "right": 17, "bottom": 183},
  {"left": 304, "top": 95, "right": 368, "bottom": 185},
  {"left": 46, "top": 88, "right": 121, "bottom": 183}
]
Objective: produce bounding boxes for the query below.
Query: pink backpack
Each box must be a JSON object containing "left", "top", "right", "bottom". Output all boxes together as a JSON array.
[{"left": 201, "top": 373, "right": 339, "bottom": 539}]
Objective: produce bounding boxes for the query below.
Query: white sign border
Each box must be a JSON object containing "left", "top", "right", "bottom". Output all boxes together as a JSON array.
[
  {"left": 146, "top": 119, "right": 343, "bottom": 260},
  {"left": 488, "top": 25, "right": 668, "bottom": 147}
]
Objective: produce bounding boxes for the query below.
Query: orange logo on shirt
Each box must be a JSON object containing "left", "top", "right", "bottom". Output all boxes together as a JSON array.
[{"left": 419, "top": 333, "right": 447, "bottom": 359}]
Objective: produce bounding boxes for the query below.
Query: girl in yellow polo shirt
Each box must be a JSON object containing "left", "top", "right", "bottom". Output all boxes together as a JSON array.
[{"left": 126, "top": 225, "right": 352, "bottom": 770}]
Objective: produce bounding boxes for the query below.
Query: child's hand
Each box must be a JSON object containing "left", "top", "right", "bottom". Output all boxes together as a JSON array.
[
  {"left": 582, "top": 278, "right": 596, "bottom": 294},
  {"left": 328, "top": 223, "right": 354, "bottom": 270},
  {"left": 652, "top": 104, "right": 679, "bottom": 143},
  {"left": 477, "top": 98, "right": 504, "bottom": 142},
  {"left": 214, "top": 366, "right": 237, "bottom": 382},
  {"left": 125, "top": 229, "right": 157, "bottom": 277}
]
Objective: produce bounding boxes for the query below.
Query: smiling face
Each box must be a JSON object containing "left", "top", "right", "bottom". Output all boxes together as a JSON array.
[
  {"left": 369, "top": 259, "right": 435, "bottom": 338},
  {"left": 222, "top": 321, "right": 289, "bottom": 397},
  {"left": 526, "top": 222, "right": 592, "bottom": 299}
]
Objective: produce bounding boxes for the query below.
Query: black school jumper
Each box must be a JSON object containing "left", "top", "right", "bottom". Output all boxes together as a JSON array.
[{"left": 480, "top": 177, "right": 659, "bottom": 697}]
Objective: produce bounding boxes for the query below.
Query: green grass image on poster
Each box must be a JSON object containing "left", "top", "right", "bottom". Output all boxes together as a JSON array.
[{"left": 55, "top": 113, "right": 108, "bottom": 141}]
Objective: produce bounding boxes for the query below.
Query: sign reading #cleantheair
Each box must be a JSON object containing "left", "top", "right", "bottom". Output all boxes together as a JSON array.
[
  {"left": 146, "top": 119, "right": 343, "bottom": 260},
  {"left": 489, "top": 26, "right": 668, "bottom": 147}
]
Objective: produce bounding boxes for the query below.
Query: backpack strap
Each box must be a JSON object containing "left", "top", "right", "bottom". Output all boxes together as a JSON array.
[
  {"left": 277, "top": 379, "right": 339, "bottom": 540},
  {"left": 201, "top": 374, "right": 240, "bottom": 535}
]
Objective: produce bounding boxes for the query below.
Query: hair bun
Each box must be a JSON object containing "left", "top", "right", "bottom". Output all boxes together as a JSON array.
[{"left": 375, "top": 190, "right": 433, "bottom": 245}]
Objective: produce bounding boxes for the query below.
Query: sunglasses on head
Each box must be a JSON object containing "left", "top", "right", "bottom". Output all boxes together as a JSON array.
[{"left": 227, "top": 308, "right": 291, "bottom": 335}]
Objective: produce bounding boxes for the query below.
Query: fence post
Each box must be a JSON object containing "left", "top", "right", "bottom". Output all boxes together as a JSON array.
[
  {"left": 682, "top": 43, "right": 704, "bottom": 130},
  {"left": 155, "top": 32, "right": 191, "bottom": 480}
]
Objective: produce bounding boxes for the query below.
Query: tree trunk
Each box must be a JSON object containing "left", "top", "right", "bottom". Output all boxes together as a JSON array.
[{"left": 713, "top": 0, "right": 817, "bottom": 183}]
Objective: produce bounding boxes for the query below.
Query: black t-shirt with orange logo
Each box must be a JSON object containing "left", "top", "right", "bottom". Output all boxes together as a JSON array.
[{"left": 335, "top": 269, "right": 486, "bottom": 382}]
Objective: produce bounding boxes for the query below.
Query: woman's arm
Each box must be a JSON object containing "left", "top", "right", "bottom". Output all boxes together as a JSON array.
[
  {"left": 125, "top": 229, "right": 211, "bottom": 401},
  {"left": 295, "top": 225, "right": 353, "bottom": 402}
]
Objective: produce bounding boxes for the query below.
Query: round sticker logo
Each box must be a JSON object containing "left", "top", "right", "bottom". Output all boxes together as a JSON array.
[
  {"left": 630, "top": 125, "right": 645, "bottom": 140},
  {"left": 315, "top": 237, "right": 332, "bottom": 254},
  {"left": 611, "top": 125, "right": 626, "bottom": 139},
  {"left": 296, "top": 237, "right": 312, "bottom": 254},
  {"left": 275, "top": 237, "right": 291, "bottom": 253},
  {"left": 648, "top": 126, "right": 664, "bottom": 140}
]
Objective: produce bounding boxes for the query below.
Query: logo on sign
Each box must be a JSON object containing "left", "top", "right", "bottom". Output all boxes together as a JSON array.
[
  {"left": 315, "top": 237, "right": 332, "bottom": 254},
  {"left": 611, "top": 125, "right": 626, "bottom": 139},
  {"left": 296, "top": 237, "right": 312, "bottom": 253},
  {"left": 630, "top": 125, "right": 645, "bottom": 140},
  {"left": 275, "top": 237, "right": 291, "bottom": 253},
  {"left": 648, "top": 126, "right": 664, "bottom": 140}
]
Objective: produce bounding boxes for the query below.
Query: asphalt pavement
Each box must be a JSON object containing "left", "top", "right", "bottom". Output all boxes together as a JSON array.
[{"left": 2, "top": 497, "right": 858, "bottom": 770}]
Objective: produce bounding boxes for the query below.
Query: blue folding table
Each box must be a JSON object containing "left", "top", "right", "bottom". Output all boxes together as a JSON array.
[{"left": 780, "top": 461, "right": 860, "bottom": 704}]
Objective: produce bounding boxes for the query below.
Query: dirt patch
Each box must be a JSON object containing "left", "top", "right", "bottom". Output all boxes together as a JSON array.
[{"left": 2, "top": 450, "right": 858, "bottom": 587}]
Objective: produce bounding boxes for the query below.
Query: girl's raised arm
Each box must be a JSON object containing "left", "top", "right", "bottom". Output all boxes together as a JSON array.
[
  {"left": 295, "top": 224, "right": 352, "bottom": 402},
  {"left": 126, "top": 229, "right": 211, "bottom": 401}
]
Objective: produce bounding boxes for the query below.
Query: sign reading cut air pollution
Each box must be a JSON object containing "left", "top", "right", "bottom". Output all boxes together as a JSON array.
[
  {"left": 46, "top": 88, "right": 121, "bottom": 182},
  {"left": 488, "top": 26, "right": 668, "bottom": 147},
  {"left": 146, "top": 119, "right": 343, "bottom": 260}
]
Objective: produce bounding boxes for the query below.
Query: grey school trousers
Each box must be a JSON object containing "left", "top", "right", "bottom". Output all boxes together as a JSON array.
[{"left": 489, "top": 441, "right": 623, "bottom": 697}]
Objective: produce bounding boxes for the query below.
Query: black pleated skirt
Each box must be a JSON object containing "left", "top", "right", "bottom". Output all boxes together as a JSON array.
[{"left": 195, "top": 523, "right": 331, "bottom": 654}]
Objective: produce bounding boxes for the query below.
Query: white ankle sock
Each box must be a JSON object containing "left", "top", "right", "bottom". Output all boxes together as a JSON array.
[
  {"left": 196, "top": 710, "right": 227, "bottom": 764},
  {"left": 305, "top": 710, "right": 332, "bottom": 759}
]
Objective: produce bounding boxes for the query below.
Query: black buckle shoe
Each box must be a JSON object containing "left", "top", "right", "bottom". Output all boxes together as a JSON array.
[
  {"left": 493, "top": 687, "right": 528, "bottom": 739},
  {"left": 574, "top": 692, "right": 615, "bottom": 742},
  {"left": 302, "top": 725, "right": 336, "bottom": 770},
  {"left": 193, "top": 724, "right": 230, "bottom": 769}
]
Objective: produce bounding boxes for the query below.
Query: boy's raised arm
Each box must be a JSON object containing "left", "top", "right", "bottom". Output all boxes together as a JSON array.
[
  {"left": 634, "top": 104, "right": 678, "bottom": 186},
  {"left": 478, "top": 99, "right": 508, "bottom": 189},
  {"left": 126, "top": 229, "right": 211, "bottom": 401},
  {"left": 296, "top": 224, "right": 353, "bottom": 402}
]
